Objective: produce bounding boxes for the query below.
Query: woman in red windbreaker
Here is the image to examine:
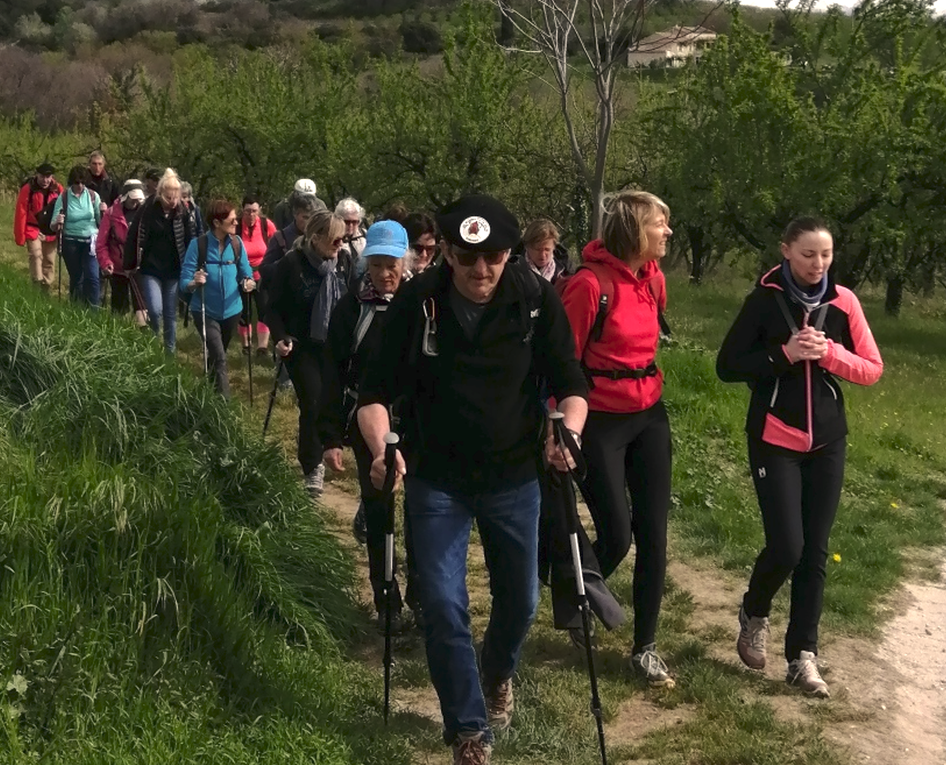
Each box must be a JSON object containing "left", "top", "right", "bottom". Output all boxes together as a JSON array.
[
  {"left": 14, "top": 162, "right": 62, "bottom": 289},
  {"left": 560, "top": 189, "right": 675, "bottom": 688},
  {"left": 96, "top": 180, "right": 147, "bottom": 324}
]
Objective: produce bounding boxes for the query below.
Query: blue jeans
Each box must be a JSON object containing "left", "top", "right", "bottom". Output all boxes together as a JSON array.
[
  {"left": 138, "top": 274, "right": 179, "bottom": 354},
  {"left": 61, "top": 237, "right": 100, "bottom": 306},
  {"left": 405, "top": 476, "right": 541, "bottom": 746}
]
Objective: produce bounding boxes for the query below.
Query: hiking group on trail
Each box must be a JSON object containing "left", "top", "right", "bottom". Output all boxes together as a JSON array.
[{"left": 12, "top": 159, "right": 884, "bottom": 764}]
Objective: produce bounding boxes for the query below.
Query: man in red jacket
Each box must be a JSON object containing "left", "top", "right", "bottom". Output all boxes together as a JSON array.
[{"left": 14, "top": 162, "right": 63, "bottom": 289}]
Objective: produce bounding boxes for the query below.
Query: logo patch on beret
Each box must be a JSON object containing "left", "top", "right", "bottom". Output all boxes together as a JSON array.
[{"left": 459, "top": 216, "right": 490, "bottom": 244}]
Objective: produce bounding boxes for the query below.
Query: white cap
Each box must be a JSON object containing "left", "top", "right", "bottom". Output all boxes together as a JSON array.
[
  {"left": 125, "top": 188, "right": 145, "bottom": 202},
  {"left": 294, "top": 178, "right": 317, "bottom": 194}
]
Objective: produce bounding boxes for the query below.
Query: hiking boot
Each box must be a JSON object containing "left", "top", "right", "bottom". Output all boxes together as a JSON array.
[
  {"left": 786, "top": 651, "right": 829, "bottom": 698},
  {"left": 737, "top": 604, "right": 769, "bottom": 670},
  {"left": 352, "top": 501, "right": 368, "bottom": 545},
  {"left": 255, "top": 347, "right": 270, "bottom": 360},
  {"left": 631, "top": 644, "right": 676, "bottom": 689},
  {"left": 568, "top": 614, "right": 596, "bottom": 651},
  {"left": 304, "top": 463, "right": 325, "bottom": 497},
  {"left": 483, "top": 678, "right": 514, "bottom": 732},
  {"left": 452, "top": 732, "right": 491, "bottom": 765}
]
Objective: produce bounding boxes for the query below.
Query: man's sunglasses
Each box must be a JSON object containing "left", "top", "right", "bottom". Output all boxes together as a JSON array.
[{"left": 452, "top": 249, "right": 505, "bottom": 268}]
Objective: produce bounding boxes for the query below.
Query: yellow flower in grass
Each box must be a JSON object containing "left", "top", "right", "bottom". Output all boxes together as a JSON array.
[
  {"left": 832, "top": 553, "right": 842, "bottom": 563},
  {"left": 890, "top": 502, "right": 899, "bottom": 509}
]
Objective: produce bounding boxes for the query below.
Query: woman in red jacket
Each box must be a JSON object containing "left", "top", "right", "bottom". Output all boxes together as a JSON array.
[
  {"left": 560, "top": 189, "right": 675, "bottom": 688},
  {"left": 14, "top": 162, "right": 62, "bottom": 289},
  {"left": 96, "top": 180, "right": 146, "bottom": 323},
  {"left": 716, "top": 217, "right": 882, "bottom": 698},
  {"left": 237, "top": 195, "right": 278, "bottom": 357}
]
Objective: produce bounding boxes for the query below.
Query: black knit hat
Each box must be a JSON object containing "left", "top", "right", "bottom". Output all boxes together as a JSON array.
[{"left": 437, "top": 194, "right": 520, "bottom": 252}]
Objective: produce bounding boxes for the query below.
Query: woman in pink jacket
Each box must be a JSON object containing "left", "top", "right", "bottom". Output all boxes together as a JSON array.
[{"left": 96, "top": 180, "right": 146, "bottom": 324}]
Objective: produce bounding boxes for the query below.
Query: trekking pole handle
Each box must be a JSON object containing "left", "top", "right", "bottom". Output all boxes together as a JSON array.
[{"left": 382, "top": 432, "right": 400, "bottom": 582}]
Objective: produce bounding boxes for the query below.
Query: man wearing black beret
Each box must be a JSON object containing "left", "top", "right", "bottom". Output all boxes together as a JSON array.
[{"left": 358, "top": 194, "right": 588, "bottom": 764}]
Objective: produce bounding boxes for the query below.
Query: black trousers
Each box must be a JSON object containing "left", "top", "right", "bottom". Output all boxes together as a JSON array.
[
  {"left": 285, "top": 344, "right": 324, "bottom": 475},
  {"left": 743, "top": 436, "right": 846, "bottom": 661},
  {"left": 193, "top": 313, "right": 240, "bottom": 398},
  {"left": 108, "top": 274, "right": 143, "bottom": 316},
  {"left": 581, "top": 400, "right": 672, "bottom": 652}
]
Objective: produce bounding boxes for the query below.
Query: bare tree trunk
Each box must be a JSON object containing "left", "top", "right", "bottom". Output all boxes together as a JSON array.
[
  {"left": 884, "top": 272, "right": 904, "bottom": 317},
  {"left": 687, "top": 225, "right": 709, "bottom": 285}
]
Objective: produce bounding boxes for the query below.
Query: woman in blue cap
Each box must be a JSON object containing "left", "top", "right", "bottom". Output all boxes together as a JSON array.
[{"left": 320, "top": 220, "right": 417, "bottom": 631}]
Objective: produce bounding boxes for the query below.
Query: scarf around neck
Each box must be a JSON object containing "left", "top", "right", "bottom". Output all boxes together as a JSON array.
[
  {"left": 529, "top": 257, "right": 557, "bottom": 282},
  {"left": 781, "top": 259, "right": 827, "bottom": 311},
  {"left": 303, "top": 244, "right": 341, "bottom": 342}
]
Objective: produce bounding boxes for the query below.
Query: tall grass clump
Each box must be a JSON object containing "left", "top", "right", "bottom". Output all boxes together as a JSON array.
[{"left": 0, "top": 264, "right": 411, "bottom": 764}]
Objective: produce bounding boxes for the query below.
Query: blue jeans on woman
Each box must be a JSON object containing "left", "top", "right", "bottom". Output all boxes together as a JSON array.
[
  {"left": 138, "top": 274, "right": 179, "bottom": 353},
  {"left": 405, "top": 475, "right": 541, "bottom": 747},
  {"left": 61, "top": 237, "right": 100, "bottom": 306}
]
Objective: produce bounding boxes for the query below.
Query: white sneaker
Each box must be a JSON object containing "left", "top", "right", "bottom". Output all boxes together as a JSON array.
[
  {"left": 786, "top": 650, "right": 829, "bottom": 697},
  {"left": 304, "top": 463, "right": 325, "bottom": 497}
]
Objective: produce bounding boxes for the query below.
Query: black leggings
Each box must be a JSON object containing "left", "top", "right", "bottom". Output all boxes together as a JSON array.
[
  {"left": 284, "top": 344, "right": 324, "bottom": 475},
  {"left": 743, "top": 436, "right": 846, "bottom": 661},
  {"left": 581, "top": 400, "right": 672, "bottom": 652}
]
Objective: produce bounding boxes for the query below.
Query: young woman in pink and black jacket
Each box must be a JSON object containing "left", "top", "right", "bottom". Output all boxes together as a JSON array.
[{"left": 716, "top": 216, "right": 883, "bottom": 698}]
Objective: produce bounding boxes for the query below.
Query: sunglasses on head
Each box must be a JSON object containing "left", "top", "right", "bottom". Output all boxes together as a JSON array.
[{"left": 452, "top": 249, "right": 505, "bottom": 268}]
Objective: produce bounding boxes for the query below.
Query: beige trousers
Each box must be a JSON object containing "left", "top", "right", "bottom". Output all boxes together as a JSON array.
[{"left": 26, "top": 238, "right": 57, "bottom": 286}]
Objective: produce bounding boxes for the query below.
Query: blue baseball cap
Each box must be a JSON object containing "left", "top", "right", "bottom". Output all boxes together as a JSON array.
[{"left": 362, "top": 220, "right": 409, "bottom": 258}]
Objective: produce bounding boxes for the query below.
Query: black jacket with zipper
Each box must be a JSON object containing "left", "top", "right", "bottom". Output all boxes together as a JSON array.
[
  {"left": 716, "top": 266, "right": 883, "bottom": 452},
  {"left": 358, "top": 261, "right": 588, "bottom": 492}
]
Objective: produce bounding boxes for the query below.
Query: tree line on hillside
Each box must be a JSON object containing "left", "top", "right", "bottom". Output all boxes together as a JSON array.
[{"left": 2, "top": 1, "right": 944, "bottom": 314}]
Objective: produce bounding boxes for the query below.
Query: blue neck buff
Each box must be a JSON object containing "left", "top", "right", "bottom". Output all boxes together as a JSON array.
[{"left": 781, "top": 259, "right": 827, "bottom": 311}]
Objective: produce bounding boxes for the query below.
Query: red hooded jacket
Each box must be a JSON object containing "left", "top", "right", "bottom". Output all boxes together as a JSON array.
[
  {"left": 14, "top": 179, "right": 63, "bottom": 246},
  {"left": 561, "top": 239, "right": 665, "bottom": 413}
]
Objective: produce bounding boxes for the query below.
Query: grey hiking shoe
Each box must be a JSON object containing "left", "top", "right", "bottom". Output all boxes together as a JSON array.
[
  {"left": 304, "top": 463, "right": 325, "bottom": 497},
  {"left": 483, "top": 678, "right": 514, "bottom": 732},
  {"left": 786, "top": 651, "right": 829, "bottom": 698},
  {"left": 631, "top": 643, "right": 676, "bottom": 689},
  {"left": 737, "top": 605, "right": 769, "bottom": 670},
  {"left": 453, "top": 732, "right": 492, "bottom": 765}
]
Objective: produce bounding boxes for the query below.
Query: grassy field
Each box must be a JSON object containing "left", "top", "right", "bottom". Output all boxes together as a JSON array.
[{"left": 1, "top": 200, "right": 944, "bottom": 764}]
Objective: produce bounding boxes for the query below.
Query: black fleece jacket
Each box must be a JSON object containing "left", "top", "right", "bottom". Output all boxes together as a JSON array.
[{"left": 358, "top": 261, "right": 588, "bottom": 492}]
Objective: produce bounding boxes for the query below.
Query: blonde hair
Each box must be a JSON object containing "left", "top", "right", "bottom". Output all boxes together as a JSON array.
[
  {"left": 522, "top": 218, "right": 560, "bottom": 248},
  {"left": 305, "top": 210, "right": 345, "bottom": 247},
  {"left": 156, "top": 168, "right": 181, "bottom": 196},
  {"left": 601, "top": 190, "right": 670, "bottom": 261}
]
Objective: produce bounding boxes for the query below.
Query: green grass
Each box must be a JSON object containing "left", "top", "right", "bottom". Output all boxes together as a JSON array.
[{"left": 1, "top": 195, "right": 945, "bottom": 765}]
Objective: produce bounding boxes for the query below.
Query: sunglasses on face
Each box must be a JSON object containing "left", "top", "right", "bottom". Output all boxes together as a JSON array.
[
  {"left": 414, "top": 244, "right": 437, "bottom": 256},
  {"left": 452, "top": 249, "right": 505, "bottom": 268},
  {"left": 332, "top": 237, "right": 344, "bottom": 247}
]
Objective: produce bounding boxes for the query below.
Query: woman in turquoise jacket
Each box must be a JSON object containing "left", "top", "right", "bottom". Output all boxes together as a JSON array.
[{"left": 180, "top": 199, "right": 255, "bottom": 398}]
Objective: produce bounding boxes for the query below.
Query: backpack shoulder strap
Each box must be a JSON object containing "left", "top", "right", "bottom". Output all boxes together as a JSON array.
[
  {"left": 352, "top": 301, "right": 384, "bottom": 354},
  {"left": 577, "top": 261, "right": 613, "bottom": 343},
  {"left": 260, "top": 217, "right": 269, "bottom": 244},
  {"left": 274, "top": 229, "right": 286, "bottom": 249},
  {"left": 197, "top": 234, "right": 209, "bottom": 271},
  {"left": 774, "top": 291, "right": 799, "bottom": 334}
]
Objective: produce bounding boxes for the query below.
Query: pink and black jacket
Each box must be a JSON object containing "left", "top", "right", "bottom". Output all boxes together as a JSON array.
[{"left": 716, "top": 266, "right": 883, "bottom": 451}]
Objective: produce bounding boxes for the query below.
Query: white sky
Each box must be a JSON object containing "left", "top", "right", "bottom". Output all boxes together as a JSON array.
[{"left": 741, "top": 0, "right": 946, "bottom": 12}]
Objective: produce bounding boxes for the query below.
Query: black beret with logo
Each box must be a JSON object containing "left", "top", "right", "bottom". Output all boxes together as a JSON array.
[{"left": 437, "top": 194, "right": 521, "bottom": 253}]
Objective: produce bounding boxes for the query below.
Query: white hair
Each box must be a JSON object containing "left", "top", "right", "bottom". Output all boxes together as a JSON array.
[
  {"left": 180, "top": 181, "right": 193, "bottom": 198},
  {"left": 335, "top": 197, "right": 365, "bottom": 220}
]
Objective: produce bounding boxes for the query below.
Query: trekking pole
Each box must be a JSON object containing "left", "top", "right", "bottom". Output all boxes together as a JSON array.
[
  {"left": 262, "top": 356, "right": 282, "bottom": 438},
  {"left": 549, "top": 411, "right": 607, "bottom": 765},
  {"left": 200, "top": 281, "right": 208, "bottom": 376},
  {"left": 381, "top": 431, "right": 401, "bottom": 725},
  {"left": 244, "top": 291, "right": 254, "bottom": 406},
  {"left": 57, "top": 231, "right": 63, "bottom": 300}
]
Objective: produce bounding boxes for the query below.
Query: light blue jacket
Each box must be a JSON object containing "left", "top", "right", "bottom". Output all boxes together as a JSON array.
[
  {"left": 51, "top": 187, "right": 101, "bottom": 239},
  {"left": 179, "top": 234, "right": 253, "bottom": 322}
]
